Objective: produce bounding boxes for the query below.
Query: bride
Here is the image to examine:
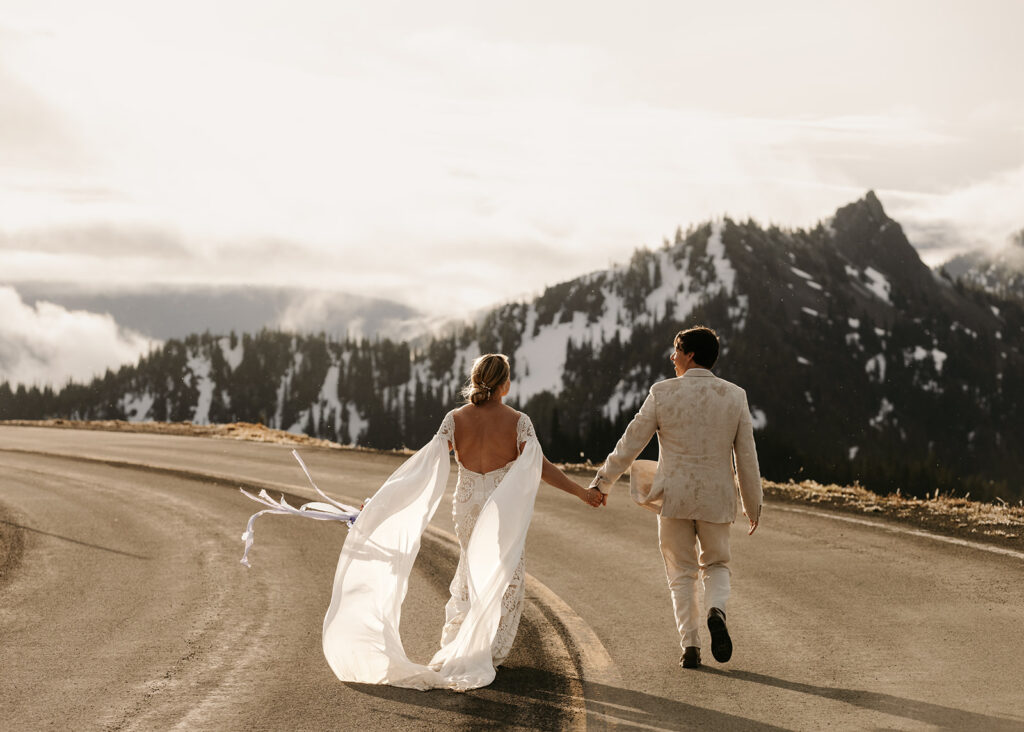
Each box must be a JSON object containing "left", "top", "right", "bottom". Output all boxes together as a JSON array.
[{"left": 241, "top": 353, "right": 604, "bottom": 691}]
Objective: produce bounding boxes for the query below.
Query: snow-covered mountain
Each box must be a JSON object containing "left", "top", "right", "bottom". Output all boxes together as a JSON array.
[
  {"left": 4, "top": 193, "right": 1023, "bottom": 502},
  {"left": 941, "top": 230, "right": 1024, "bottom": 301}
]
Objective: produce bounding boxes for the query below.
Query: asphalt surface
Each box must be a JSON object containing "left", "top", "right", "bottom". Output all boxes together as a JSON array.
[{"left": 1, "top": 425, "right": 1023, "bottom": 731}]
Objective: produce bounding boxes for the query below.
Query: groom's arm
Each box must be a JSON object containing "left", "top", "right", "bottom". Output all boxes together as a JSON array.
[
  {"left": 591, "top": 390, "right": 658, "bottom": 494},
  {"left": 733, "top": 392, "right": 763, "bottom": 532}
]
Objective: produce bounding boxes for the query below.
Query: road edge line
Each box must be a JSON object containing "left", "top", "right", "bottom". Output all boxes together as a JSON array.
[{"left": 772, "top": 503, "right": 1024, "bottom": 561}]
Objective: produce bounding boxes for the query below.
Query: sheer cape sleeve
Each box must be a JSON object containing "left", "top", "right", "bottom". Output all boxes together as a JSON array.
[{"left": 320, "top": 409, "right": 543, "bottom": 691}]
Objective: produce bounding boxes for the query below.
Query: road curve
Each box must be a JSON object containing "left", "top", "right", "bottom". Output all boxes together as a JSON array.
[{"left": 2, "top": 425, "right": 1024, "bottom": 731}]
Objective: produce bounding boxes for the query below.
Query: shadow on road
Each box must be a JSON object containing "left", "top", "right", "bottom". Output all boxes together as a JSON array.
[
  {"left": 347, "top": 665, "right": 790, "bottom": 731},
  {"left": 516, "top": 667, "right": 789, "bottom": 731},
  {"left": 699, "top": 668, "right": 1024, "bottom": 731},
  {"left": 346, "top": 664, "right": 1024, "bottom": 731},
  {"left": 344, "top": 663, "right": 572, "bottom": 730},
  {"left": 0, "top": 520, "right": 150, "bottom": 560}
]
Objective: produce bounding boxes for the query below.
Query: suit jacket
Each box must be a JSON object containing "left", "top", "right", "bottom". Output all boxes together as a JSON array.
[{"left": 595, "top": 368, "right": 762, "bottom": 524}]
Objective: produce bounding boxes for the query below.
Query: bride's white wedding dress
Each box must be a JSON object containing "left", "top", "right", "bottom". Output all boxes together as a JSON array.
[
  {"left": 440, "top": 410, "right": 533, "bottom": 666},
  {"left": 240, "top": 409, "right": 542, "bottom": 691}
]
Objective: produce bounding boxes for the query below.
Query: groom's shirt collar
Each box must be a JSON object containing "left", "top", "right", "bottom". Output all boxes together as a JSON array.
[{"left": 682, "top": 368, "right": 714, "bottom": 378}]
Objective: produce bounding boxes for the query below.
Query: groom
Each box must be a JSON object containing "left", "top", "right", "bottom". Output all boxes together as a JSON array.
[{"left": 589, "top": 326, "right": 762, "bottom": 669}]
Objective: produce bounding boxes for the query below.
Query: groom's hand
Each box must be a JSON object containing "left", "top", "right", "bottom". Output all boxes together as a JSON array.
[
  {"left": 748, "top": 518, "right": 758, "bottom": 535},
  {"left": 588, "top": 475, "right": 609, "bottom": 506}
]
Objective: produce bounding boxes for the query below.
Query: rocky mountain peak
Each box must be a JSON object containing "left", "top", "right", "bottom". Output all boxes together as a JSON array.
[
  {"left": 821, "top": 190, "right": 940, "bottom": 313},
  {"left": 833, "top": 190, "right": 887, "bottom": 229}
]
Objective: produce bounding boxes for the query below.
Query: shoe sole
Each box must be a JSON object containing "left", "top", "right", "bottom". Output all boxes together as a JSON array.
[{"left": 707, "top": 613, "right": 733, "bottom": 663}]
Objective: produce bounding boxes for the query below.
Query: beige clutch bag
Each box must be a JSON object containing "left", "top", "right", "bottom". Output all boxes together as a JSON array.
[{"left": 628, "top": 459, "right": 662, "bottom": 513}]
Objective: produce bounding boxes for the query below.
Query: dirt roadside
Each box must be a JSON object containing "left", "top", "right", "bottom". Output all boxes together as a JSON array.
[{"left": 3, "top": 418, "right": 1021, "bottom": 551}]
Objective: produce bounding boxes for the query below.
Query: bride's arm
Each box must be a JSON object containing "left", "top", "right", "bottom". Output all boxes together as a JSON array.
[{"left": 541, "top": 456, "right": 603, "bottom": 507}]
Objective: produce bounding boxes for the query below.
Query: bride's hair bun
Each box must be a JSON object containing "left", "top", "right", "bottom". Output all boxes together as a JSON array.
[{"left": 461, "top": 353, "right": 511, "bottom": 405}]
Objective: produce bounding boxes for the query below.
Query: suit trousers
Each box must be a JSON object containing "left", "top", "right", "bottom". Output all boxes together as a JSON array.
[{"left": 657, "top": 516, "right": 731, "bottom": 649}]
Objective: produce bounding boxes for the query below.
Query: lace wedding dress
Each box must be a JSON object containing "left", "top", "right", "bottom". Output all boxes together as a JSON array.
[
  {"left": 439, "top": 410, "right": 535, "bottom": 665},
  {"left": 240, "top": 409, "right": 542, "bottom": 691}
]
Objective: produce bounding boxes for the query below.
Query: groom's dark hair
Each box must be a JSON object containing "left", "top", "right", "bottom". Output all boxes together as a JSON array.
[{"left": 674, "top": 326, "right": 719, "bottom": 369}]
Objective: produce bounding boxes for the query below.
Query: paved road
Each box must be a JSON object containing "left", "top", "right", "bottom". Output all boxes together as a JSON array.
[{"left": 1, "top": 426, "right": 1023, "bottom": 731}]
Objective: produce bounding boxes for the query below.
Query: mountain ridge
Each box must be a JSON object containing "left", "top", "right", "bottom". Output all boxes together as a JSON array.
[
  {"left": 3, "top": 193, "right": 1022, "bottom": 502},
  {"left": 941, "top": 228, "right": 1024, "bottom": 302}
]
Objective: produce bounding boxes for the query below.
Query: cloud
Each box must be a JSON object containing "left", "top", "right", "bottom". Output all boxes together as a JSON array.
[
  {"left": 0, "top": 286, "right": 159, "bottom": 388},
  {"left": 879, "top": 164, "right": 1024, "bottom": 264},
  {"left": 1, "top": 4, "right": 1020, "bottom": 312},
  {"left": 0, "top": 223, "right": 189, "bottom": 257}
]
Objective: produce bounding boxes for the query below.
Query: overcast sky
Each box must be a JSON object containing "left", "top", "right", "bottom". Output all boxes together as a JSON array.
[{"left": 1, "top": 0, "right": 1022, "bottom": 314}]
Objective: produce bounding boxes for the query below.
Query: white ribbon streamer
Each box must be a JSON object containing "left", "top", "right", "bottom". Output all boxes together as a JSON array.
[{"left": 238, "top": 451, "right": 361, "bottom": 568}]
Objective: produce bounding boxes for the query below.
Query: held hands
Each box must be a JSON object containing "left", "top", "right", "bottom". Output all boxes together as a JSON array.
[
  {"left": 579, "top": 486, "right": 605, "bottom": 508},
  {"left": 588, "top": 476, "right": 609, "bottom": 506},
  {"left": 585, "top": 475, "right": 609, "bottom": 507}
]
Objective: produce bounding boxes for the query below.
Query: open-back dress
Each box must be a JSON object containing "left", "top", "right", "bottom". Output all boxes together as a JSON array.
[{"left": 439, "top": 409, "right": 536, "bottom": 665}]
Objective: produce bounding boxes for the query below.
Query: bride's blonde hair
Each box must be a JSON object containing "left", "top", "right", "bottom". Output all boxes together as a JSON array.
[{"left": 461, "top": 353, "right": 511, "bottom": 405}]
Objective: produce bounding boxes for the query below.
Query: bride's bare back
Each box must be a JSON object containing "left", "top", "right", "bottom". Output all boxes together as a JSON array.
[{"left": 451, "top": 402, "right": 523, "bottom": 474}]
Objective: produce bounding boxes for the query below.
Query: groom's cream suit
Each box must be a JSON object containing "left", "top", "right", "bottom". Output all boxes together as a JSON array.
[{"left": 593, "top": 368, "right": 762, "bottom": 650}]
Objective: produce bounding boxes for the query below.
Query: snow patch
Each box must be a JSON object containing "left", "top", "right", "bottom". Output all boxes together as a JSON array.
[
  {"left": 512, "top": 312, "right": 579, "bottom": 401},
  {"left": 797, "top": 356, "right": 811, "bottom": 365},
  {"left": 219, "top": 336, "right": 244, "bottom": 371},
  {"left": 750, "top": 407, "right": 767, "bottom": 430},
  {"left": 846, "top": 265, "right": 892, "bottom": 304},
  {"left": 287, "top": 409, "right": 310, "bottom": 435},
  {"left": 604, "top": 378, "right": 647, "bottom": 419},
  {"left": 865, "top": 353, "right": 886, "bottom": 383},
  {"left": 706, "top": 221, "right": 736, "bottom": 293},
  {"left": 122, "top": 392, "right": 155, "bottom": 421},
  {"left": 863, "top": 267, "right": 892, "bottom": 304},
  {"left": 790, "top": 266, "right": 813, "bottom": 280},
  {"left": 346, "top": 403, "right": 367, "bottom": 445},
  {"left": 801, "top": 307, "right": 819, "bottom": 317},
  {"left": 272, "top": 351, "right": 303, "bottom": 429},
  {"left": 311, "top": 364, "right": 344, "bottom": 436},
  {"left": 869, "top": 398, "right": 894, "bottom": 429},
  {"left": 907, "top": 346, "right": 948, "bottom": 374},
  {"left": 848, "top": 446, "right": 859, "bottom": 460},
  {"left": 728, "top": 294, "right": 750, "bottom": 330},
  {"left": 949, "top": 322, "right": 978, "bottom": 339},
  {"left": 186, "top": 352, "right": 215, "bottom": 425}
]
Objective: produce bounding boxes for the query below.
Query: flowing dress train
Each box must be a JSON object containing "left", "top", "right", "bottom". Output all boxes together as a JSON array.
[{"left": 241, "top": 409, "right": 542, "bottom": 691}]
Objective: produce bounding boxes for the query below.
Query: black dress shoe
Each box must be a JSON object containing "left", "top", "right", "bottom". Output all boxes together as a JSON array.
[
  {"left": 707, "top": 607, "right": 733, "bottom": 663},
  {"left": 680, "top": 646, "right": 701, "bottom": 668}
]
